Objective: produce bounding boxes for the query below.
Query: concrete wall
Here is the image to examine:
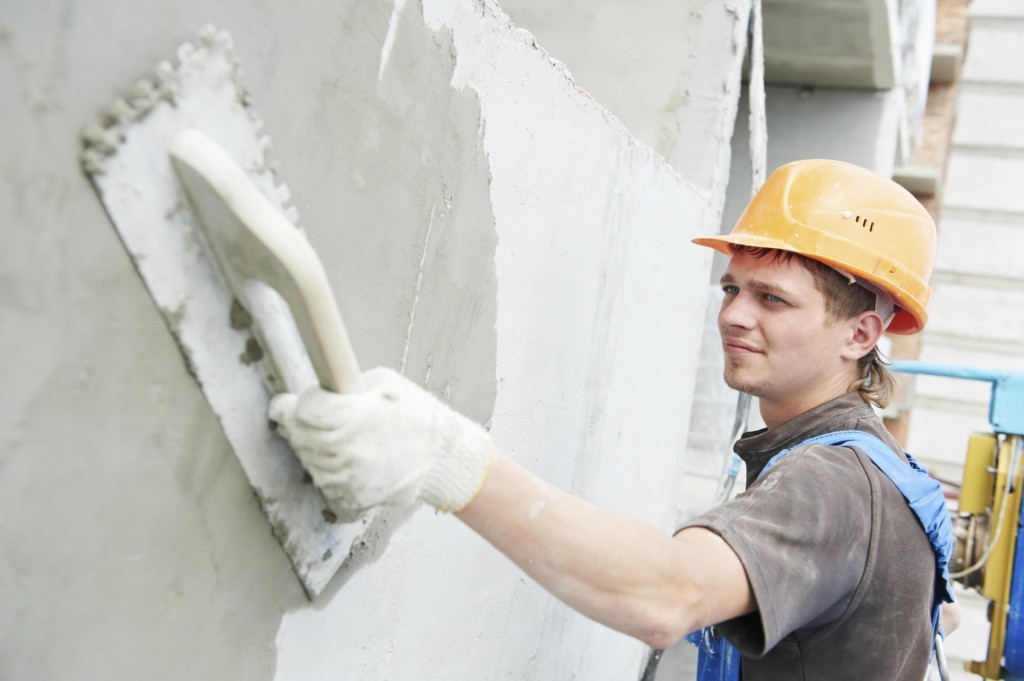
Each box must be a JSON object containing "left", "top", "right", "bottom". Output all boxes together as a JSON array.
[{"left": 1, "top": 1, "right": 722, "bottom": 679}]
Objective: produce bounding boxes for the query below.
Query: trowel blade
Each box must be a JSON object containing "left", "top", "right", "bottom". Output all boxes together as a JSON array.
[{"left": 81, "top": 26, "right": 366, "bottom": 597}]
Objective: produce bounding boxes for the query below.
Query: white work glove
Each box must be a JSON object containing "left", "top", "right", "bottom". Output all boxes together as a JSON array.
[{"left": 268, "top": 367, "right": 494, "bottom": 519}]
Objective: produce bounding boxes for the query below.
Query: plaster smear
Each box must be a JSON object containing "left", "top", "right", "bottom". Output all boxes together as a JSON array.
[
  {"left": 274, "top": 1, "right": 711, "bottom": 679},
  {"left": 271, "top": 1, "right": 505, "bottom": 678},
  {"left": 423, "top": 4, "right": 711, "bottom": 678}
]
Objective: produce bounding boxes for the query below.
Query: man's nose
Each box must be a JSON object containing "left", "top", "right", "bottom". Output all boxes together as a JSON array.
[{"left": 718, "top": 293, "right": 755, "bottom": 331}]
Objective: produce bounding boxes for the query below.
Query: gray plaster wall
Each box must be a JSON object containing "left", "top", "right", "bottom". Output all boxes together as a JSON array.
[{"left": 1, "top": 1, "right": 723, "bottom": 679}]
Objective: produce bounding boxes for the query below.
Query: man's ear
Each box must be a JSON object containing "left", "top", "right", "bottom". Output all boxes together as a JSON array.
[{"left": 841, "top": 311, "right": 884, "bottom": 361}]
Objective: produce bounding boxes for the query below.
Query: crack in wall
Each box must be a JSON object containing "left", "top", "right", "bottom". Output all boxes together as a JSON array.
[
  {"left": 379, "top": 0, "right": 408, "bottom": 83},
  {"left": 399, "top": 203, "right": 436, "bottom": 376}
]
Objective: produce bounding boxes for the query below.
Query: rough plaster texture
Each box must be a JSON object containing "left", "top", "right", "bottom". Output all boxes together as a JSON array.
[{"left": 1, "top": 0, "right": 717, "bottom": 679}]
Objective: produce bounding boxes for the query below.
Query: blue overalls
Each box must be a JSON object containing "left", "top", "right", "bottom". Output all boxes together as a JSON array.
[{"left": 686, "top": 430, "right": 955, "bottom": 681}]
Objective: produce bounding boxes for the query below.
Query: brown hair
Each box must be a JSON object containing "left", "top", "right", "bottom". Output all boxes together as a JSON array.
[{"left": 734, "top": 247, "right": 896, "bottom": 408}]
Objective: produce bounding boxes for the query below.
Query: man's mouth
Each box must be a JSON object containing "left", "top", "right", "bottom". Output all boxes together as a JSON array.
[{"left": 723, "top": 338, "right": 763, "bottom": 354}]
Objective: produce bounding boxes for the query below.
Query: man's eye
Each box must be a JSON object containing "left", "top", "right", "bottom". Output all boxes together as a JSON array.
[
  {"left": 722, "top": 285, "right": 739, "bottom": 295},
  {"left": 764, "top": 294, "right": 784, "bottom": 304}
]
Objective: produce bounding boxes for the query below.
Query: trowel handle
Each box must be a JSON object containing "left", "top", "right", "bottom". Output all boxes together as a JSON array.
[
  {"left": 262, "top": 252, "right": 366, "bottom": 395},
  {"left": 170, "top": 128, "right": 364, "bottom": 394},
  {"left": 286, "top": 261, "right": 366, "bottom": 395}
]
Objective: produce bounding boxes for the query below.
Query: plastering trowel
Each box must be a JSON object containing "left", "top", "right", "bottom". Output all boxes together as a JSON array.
[{"left": 81, "top": 26, "right": 366, "bottom": 597}]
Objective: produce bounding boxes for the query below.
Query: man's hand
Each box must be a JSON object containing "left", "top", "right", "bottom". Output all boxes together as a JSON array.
[
  {"left": 269, "top": 367, "right": 494, "bottom": 519},
  {"left": 940, "top": 600, "right": 962, "bottom": 636}
]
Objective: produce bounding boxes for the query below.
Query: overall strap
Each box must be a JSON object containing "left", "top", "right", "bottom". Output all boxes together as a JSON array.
[
  {"left": 762, "top": 430, "right": 954, "bottom": 606},
  {"left": 689, "top": 429, "right": 955, "bottom": 681},
  {"left": 686, "top": 627, "right": 741, "bottom": 681}
]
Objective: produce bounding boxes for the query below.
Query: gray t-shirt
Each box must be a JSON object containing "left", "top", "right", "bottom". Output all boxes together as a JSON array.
[{"left": 682, "top": 393, "right": 936, "bottom": 680}]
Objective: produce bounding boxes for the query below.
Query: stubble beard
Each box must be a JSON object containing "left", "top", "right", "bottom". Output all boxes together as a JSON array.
[{"left": 722, "top": 360, "right": 772, "bottom": 398}]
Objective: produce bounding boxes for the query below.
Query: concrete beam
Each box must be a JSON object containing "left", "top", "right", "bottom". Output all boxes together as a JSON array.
[
  {"left": 930, "top": 43, "right": 962, "bottom": 85},
  {"left": 762, "top": 0, "right": 897, "bottom": 89},
  {"left": 893, "top": 163, "right": 942, "bottom": 196}
]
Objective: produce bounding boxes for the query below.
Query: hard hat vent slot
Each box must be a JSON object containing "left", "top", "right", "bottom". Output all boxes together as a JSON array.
[{"left": 854, "top": 215, "right": 875, "bottom": 233}]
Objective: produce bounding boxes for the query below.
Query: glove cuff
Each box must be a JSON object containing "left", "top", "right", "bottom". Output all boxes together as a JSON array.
[{"left": 421, "top": 417, "right": 494, "bottom": 513}]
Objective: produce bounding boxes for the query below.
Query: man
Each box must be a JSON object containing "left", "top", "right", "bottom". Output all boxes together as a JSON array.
[{"left": 270, "top": 159, "right": 954, "bottom": 679}]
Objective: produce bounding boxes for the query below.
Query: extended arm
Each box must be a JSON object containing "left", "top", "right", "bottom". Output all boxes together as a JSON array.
[
  {"left": 457, "top": 452, "right": 754, "bottom": 648},
  {"left": 269, "top": 367, "right": 754, "bottom": 648}
]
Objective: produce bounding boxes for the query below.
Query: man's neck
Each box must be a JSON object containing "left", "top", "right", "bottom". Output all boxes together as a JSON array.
[{"left": 759, "top": 386, "right": 851, "bottom": 430}]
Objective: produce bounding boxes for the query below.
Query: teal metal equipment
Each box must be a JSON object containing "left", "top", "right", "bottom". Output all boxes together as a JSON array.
[{"left": 890, "top": 361, "right": 1024, "bottom": 438}]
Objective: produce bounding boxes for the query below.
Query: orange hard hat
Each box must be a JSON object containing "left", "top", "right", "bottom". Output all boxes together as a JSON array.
[{"left": 694, "top": 159, "right": 936, "bottom": 334}]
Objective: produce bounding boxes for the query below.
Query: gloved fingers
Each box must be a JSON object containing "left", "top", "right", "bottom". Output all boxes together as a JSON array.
[
  {"left": 269, "top": 387, "right": 367, "bottom": 435},
  {"left": 302, "top": 446, "right": 431, "bottom": 507},
  {"left": 320, "top": 479, "right": 393, "bottom": 515},
  {"left": 298, "top": 451, "right": 360, "bottom": 482},
  {"left": 268, "top": 392, "right": 299, "bottom": 439},
  {"left": 319, "top": 489, "right": 374, "bottom": 522},
  {"left": 291, "top": 385, "right": 355, "bottom": 430},
  {"left": 271, "top": 367, "right": 444, "bottom": 429},
  {"left": 287, "top": 368, "right": 450, "bottom": 433},
  {"left": 293, "top": 384, "right": 410, "bottom": 432}
]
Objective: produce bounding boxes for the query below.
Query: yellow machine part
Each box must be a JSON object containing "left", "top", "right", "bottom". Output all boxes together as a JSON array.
[
  {"left": 960, "top": 433, "right": 997, "bottom": 514},
  {"left": 967, "top": 434, "right": 1024, "bottom": 679}
]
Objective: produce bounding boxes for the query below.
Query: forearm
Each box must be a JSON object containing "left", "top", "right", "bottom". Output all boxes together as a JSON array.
[{"left": 456, "top": 452, "right": 752, "bottom": 648}]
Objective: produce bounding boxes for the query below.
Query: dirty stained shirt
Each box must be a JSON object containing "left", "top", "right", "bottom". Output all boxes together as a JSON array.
[{"left": 681, "top": 392, "right": 935, "bottom": 681}]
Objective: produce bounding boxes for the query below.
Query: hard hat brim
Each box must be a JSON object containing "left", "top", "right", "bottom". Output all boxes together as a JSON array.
[{"left": 692, "top": 233, "right": 924, "bottom": 334}]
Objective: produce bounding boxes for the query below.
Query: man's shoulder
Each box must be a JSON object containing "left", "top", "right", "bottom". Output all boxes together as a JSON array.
[{"left": 760, "top": 439, "right": 876, "bottom": 488}]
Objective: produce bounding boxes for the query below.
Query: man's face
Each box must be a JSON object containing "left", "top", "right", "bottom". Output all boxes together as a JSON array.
[{"left": 717, "top": 251, "right": 853, "bottom": 412}]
